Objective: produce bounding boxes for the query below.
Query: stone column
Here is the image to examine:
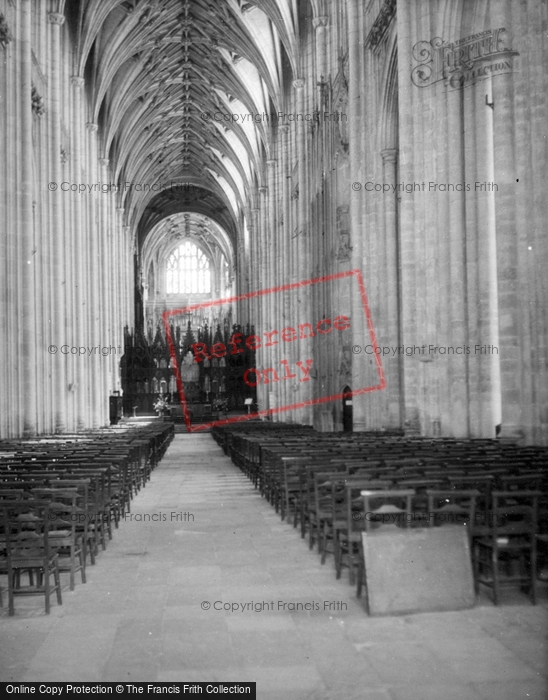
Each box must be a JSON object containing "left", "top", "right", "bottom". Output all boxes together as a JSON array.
[
  {"left": 98, "top": 158, "right": 112, "bottom": 409},
  {"left": 244, "top": 213, "right": 253, "bottom": 322},
  {"left": 19, "top": 0, "right": 38, "bottom": 435},
  {"left": 292, "top": 78, "right": 313, "bottom": 425},
  {"left": 237, "top": 230, "right": 246, "bottom": 325},
  {"left": 124, "top": 224, "right": 133, "bottom": 331},
  {"left": 111, "top": 199, "right": 121, "bottom": 391},
  {"left": 346, "top": 0, "right": 367, "bottom": 431},
  {"left": 258, "top": 186, "right": 268, "bottom": 414},
  {"left": 472, "top": 81, "right": 501, "bottom": 437},
  {"left": 250, "top": 206, "right": 260, "bottom": 325},
  {"left": 70, "top": 77, "right": 87, "bottom": 427},
  {"left": 278, "top": 124, "right": 291, "bottom": 420},
  {"left": 313, "top": 16, "right": 329, "bottom": 84},
  {"left": 117, "top": 210, "right": 126, "bottom": 338},
  {"left": 47, "top": 10, "right": 67, "bottom": 432},
  {"left": 0, "top": 14, "right": 10, "bottom": 436},
  {"left": 313, "top": 15, "right": 330, "bottom": 426},
  {"left": 266, "top": 158, "right": 280, "bottom": 418},
  {"left": 381, "top": 148, "right": 402, "bottom": 428},
  {"left": 86, "top": 122, "right": 102, "bottom": 427},
  {"left": 491, "top": 2, "right": 522, "bottom": 439},
  {"left": 446, "top": 88, "right": 471, "bottom": 440}
]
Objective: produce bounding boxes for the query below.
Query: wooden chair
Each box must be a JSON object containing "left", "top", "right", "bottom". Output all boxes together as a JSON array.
[
  {"left": 325, "top": 470, "right": 392, "bottom": 562},
  {"left": 308, "top": 468, "right": 347, "bottom": 552},
  {"left": 333, "top": 480, "right": 392, "bottom": 583},
  {"left": 448, "top": 475, "right": 495, "bottom": 528},
  {"left": 49, "top": 478, "right": 94, "bottom": 566},
  {"left": 497, "top": 473, "right": 544, "bottom": 492},
  {"left": 356, "top": 489, "right": 415, "bottom": 599},
  {"left": 279, "top": 456, "right": 310, "bottom": 524},
  {"left": 426, "top": 489, "right": 480, "bottom": 541},
  {"left": 473, "top": 491, "right": 540, "bottom": 605},
  {"left": 0, "top": 501, "right": 62, "bottom": 615},
  {"left": 0, "top": 489, "right": 28, "bottom": 501},
  {"left": 32, "top": 488, "right": 86, "bottom": 591}
]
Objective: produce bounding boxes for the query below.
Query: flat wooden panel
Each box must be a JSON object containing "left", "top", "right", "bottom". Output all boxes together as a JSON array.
[{"left": 362, "top": 526, "right": 475, "bottom": 616}]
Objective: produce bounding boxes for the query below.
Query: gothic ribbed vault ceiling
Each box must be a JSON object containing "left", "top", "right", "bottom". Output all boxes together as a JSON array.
[{"left": 69, "top": 0, "right": 315, "bottom": 261}]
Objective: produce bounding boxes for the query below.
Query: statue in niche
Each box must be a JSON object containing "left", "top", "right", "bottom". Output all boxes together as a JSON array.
[
  {"left": 181, "top": 351, "right": 199, "bottom": 382},
  {"left": 337, "top": 232, "right": 352, "bottom": 262},
  {"left": 339, "top": 345, "right": 352, "bottom": 384}
]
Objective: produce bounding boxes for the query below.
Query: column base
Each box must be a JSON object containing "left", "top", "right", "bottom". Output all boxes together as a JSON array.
[{"left": 498, "top": 423, "right": 525, "bottom": 443}]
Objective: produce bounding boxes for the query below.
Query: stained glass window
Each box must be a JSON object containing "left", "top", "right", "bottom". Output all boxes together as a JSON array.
[{"left": 166, "top": 241, "right": 211, "bottom": 294}]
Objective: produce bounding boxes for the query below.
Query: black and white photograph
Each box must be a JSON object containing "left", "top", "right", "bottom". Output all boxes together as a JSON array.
[{"left": 0, "top": 0, "right": 547, "bottom": 698}]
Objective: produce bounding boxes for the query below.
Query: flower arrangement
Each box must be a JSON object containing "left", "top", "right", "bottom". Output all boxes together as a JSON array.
[{"left": 153, "top": 395, "right": 168, "bottom": 414}]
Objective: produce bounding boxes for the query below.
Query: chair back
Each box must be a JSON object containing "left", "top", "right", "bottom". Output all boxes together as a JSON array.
[
  {"left": 426, "top": 489, "right": 480, "bottom": 534},
  {"left": 490, "top": 490, "right": 540, "bottom": 540},
  {"left": 361, "top": 489, "right": 415, "bottom": 532},
  {"left": 1, "top": 500, "right": 53, "bottom": 563}
]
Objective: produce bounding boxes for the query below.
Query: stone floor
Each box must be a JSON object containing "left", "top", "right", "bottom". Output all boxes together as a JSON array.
[{"left": 1, "top": 433, "right": 547, "bottom": 699}]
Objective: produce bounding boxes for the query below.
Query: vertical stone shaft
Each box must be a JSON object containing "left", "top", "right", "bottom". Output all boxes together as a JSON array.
[
  {"left": 266, "top": 158, "right": 279, "bottom": 416},
  {"left": 293, "top": 78, "right": 312, "bottom": 424},
  {"left": 258, "top": 186, "right": 268, "bottom": 413},
  {"left": 347, "top": 0, "right": 366, "bottom": 430},
  {"left": 20, "top": 0, "right": 38, "bottom": 435},
  {"left": 381, "top": 148, "right": 401, "bottom": 427},
  {"left": 86, "top": 122, "right": 102, "bottom": 427},
  {"left": 491, "top": 2, "right": 521, "bottom": 439},
  {"left": 48, "top": 10, "right": 67, "bottom": 432},
  {"left": 278, "top": 124, "right": 291, "bottom": 418}
]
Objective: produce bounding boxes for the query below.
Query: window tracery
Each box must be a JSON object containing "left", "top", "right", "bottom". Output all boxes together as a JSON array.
[{"left": 166, "top": 241, "right": 211, "bottom": 294}]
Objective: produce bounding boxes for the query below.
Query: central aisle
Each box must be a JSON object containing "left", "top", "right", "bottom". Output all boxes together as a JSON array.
[{"left": 3, "top": 434, "right": 546, "bottom": 699}]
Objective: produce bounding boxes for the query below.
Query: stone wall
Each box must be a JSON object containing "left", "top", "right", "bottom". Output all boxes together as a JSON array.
[
  {"left": 248, "top": 0, "right": 547, "bottom": 443},
  {"left": 0, "top": 1, "right": 133, "bottom": 436}
]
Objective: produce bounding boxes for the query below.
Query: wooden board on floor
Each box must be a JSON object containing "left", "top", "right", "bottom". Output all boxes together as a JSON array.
[{"left": 362, "top": 526, "right": 475, "bottom": 616}]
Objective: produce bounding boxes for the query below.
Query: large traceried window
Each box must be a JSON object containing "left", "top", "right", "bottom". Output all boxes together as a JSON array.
[{"left": 166, "top": 241, "right": 211, "bottom": 294}]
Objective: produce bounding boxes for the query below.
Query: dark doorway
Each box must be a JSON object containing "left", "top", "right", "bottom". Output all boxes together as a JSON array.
[{"left": 342, "top": 386, "right": 353, "bottom": 432}]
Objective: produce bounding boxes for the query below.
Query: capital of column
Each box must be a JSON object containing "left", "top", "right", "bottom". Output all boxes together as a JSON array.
[
  {"left": 252, "top": 207, "right": 260, "bottom": 214},
  {"left": 313, "top": 16, "right": 328, "bottom": 30},
  {"left": 381, "top": 148, "right": 398, "bottom": 164},
  {"left": 71, "top": 76, "right": 84, "bottom": 88},
  {"left": 86, "top": 122, "right": 98, "bottom": 132},
  {"left": 266, "top": 159, "right": 277, "bottom": 168},
  {"left": 258, "top": 186, "right": 268, "bottom": 196},
  {"left": 116, "top": 207, "right": 125, "bottom": 214},
  {"left": 279, "top": 124, "right": 290, "bottom": 134},
  {"left": 293, "top": 78, "right": 305, "bottom": 90},
  {"left": 48, "top": 12, "right": 65, "bottom": 26},
  {"left": 99, "top": 157, "right": 109, "bottom": 168}
]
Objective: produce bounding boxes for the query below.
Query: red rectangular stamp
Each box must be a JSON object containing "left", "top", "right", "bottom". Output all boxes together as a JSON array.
[{"left": 163, "top": 269, "right": 385, "bottom": 432}]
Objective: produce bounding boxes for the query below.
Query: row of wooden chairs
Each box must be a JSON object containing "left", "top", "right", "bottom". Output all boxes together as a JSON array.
[
  {"left": 0, "top": 421, "right": 174, "bottom": 615},
  {"left": 212, "top": 423, "right": 548, "bottom": 607}
]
